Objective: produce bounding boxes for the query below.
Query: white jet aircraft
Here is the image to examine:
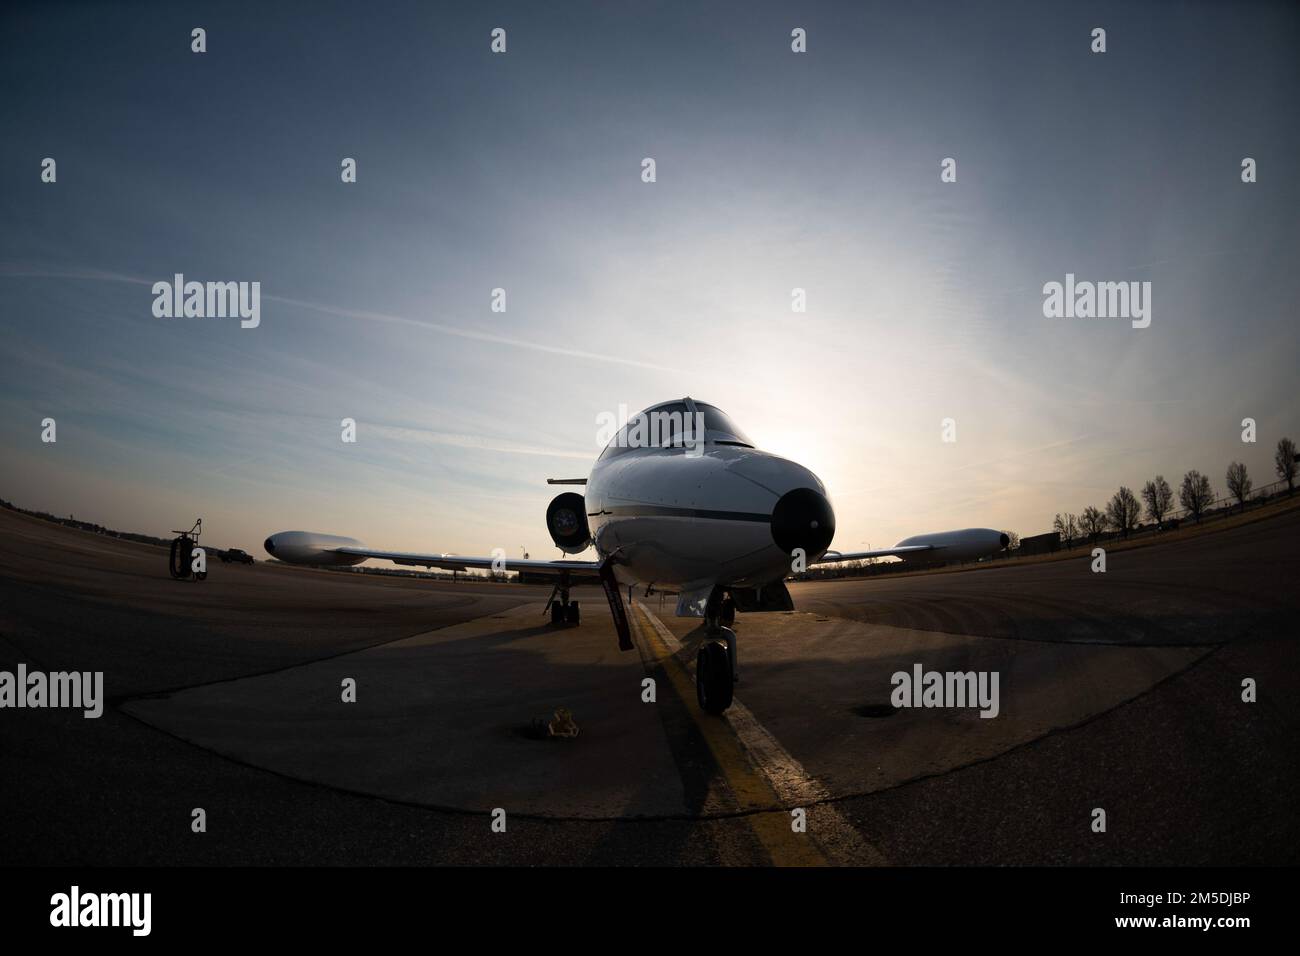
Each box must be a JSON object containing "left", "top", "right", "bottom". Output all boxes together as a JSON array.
[{"left": 264, "top": 398, "right": 1007, "bottom": 714}]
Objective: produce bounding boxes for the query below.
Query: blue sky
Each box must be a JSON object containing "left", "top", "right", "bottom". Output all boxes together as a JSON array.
[{"left": 2, "top": 1, "right": 1298, "bottom": 555}]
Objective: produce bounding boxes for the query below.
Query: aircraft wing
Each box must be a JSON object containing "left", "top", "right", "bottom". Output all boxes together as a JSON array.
[
  {"left": 336, "top": 546, "right": 601, "bottom": 578},
  {"left": 264, "top": 530, "right": 631, "bottom": 649},
  {"left": 813, "top": 528, "right": 1009, "bottom": 565},
  {"left": 815, "top": 545, "right": 934, "bottom": 563},
  {"left": 263, "top": 531, "right": 600, "bottom": 579}
]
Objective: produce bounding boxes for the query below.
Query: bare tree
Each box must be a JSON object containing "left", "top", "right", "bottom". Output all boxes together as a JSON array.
[
  {"left": 1276, "top": 437, "right": 1297, "bottom": 495},
  {"left": 1179, "top": 470, "right": 1213, "bottom": 522},
  {"left": 1225, "top": 461, "right": 1252, "bottom": 512},
  {"left": 1106, "top": 486, "right": 1141, "bottom": 538},
  {"left": 1141, "top": 475, "right": 1174, "bottom": 526},
  {"left": 1053, "top": 512, "right": 1080, "bottom": 548},
  {"left": 1080, "top": 505, "right": 1108, "bottom": 542}
]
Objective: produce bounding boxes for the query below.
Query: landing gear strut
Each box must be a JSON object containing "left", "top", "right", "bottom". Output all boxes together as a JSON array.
[
  {"left": 697, "top": 588, "right": 737, "bottom": 714},
  {"left": 720, "top": 595, "right": 736, "bottom": 627},
  {"left": 544, "top": 573, "right": 580, "bottom": 627}
]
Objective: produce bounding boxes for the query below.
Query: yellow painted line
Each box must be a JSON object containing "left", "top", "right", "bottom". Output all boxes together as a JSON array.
[
  {"left": 636, "top": 602, "right": 890, "bottom": 866},
  {"left": 629, "top": 602, "right": 829, "bottom": 866}
]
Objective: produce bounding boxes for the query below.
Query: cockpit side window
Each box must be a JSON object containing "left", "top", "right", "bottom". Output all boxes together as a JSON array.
[{"left": 695, "top": 403, "right": 753, "bottom": 447}]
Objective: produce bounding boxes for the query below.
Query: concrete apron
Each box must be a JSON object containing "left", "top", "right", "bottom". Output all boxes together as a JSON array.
[{"left": 123, "top": 601, "right": 1209, "bottom": 820}]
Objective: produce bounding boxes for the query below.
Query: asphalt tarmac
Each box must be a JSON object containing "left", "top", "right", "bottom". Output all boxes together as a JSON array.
[{"left": 0, "top": 504, "right": 1295, "bottom": 865}]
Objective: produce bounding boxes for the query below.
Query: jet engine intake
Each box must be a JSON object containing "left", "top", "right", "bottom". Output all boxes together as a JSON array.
[{"left": 546, "top": 492, "right": 591, "bottom": 553}]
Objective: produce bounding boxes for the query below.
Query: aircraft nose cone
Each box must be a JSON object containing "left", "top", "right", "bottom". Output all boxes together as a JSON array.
[{"left": 771, "top": 487, "right": 835, "bottom": 556}]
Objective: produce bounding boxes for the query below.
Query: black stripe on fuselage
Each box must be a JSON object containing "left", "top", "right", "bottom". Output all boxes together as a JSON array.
[{"left": 590, "top": 504, "right": 771, "bottom": 523}]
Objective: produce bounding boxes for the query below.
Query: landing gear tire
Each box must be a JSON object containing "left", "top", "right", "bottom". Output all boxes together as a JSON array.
[
  {"left": 696, "top": 640, "right": 734, "bottom": 714},
  {"left": 549, "top": 601, "right": 564, "bottom": 625},
  {"left": 565, "top": 601, "right": 581, "bottom": 625}
]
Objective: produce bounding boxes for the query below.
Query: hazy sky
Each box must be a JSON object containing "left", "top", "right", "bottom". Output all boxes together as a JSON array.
[{"left": 2, "top": 1, "right": 1298, "bottom": 556}]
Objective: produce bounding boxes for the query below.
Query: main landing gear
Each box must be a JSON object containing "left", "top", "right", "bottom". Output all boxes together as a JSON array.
[
  {"left": 696, "top": 591, "right": 737, "bottom": 715},
  {"left": 544, "top": 574, "right": 580, "bottom": 626}
]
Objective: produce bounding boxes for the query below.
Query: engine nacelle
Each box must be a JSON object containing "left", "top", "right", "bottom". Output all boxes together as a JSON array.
[
  {"left": 546, "top": 492, "right": 591, "bottom": 554},
  {"left": 896, "top": 528, "right": 1009, "bottom": 561},
  {"left": 263, "top": 531, "right": 368, "bottom": 566}
]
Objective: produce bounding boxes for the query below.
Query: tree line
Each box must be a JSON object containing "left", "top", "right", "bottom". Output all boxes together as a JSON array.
[{"left": 1052, "top": 437, "right": 1297, "bottom": 546}]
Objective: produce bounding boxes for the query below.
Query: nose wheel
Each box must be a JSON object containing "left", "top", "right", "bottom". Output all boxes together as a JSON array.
[
  {"left": 696, "top": 589, "right": 739, "bottom": 714},
  {"left": 696, "top": 633, "right": 735, "bottom": 714}
]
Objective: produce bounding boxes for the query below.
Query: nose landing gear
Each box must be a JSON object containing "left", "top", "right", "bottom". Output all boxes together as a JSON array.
[
  {"left": 697, "top": 589, "right": 737, "bottom": 715},
  {"left": 720, "top": 595, "right": 736, "bottom": 627}
]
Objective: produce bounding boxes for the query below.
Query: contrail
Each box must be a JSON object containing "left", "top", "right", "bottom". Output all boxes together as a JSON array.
[
  {"left": 0, "top": 266, "right": 683, "bottom": 373},
  {"left": 265, "top": 293, "right": 683, "bottom": 373}
]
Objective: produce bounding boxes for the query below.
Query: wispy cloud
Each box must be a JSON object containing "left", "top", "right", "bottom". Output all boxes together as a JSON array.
[{"left": 0, "top": 267, "right": 685, "bottom": 373}]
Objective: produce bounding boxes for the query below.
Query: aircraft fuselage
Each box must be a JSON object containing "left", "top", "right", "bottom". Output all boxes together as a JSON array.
[{"left": 585, "top": 442, "right": 834, "bottom": 593}]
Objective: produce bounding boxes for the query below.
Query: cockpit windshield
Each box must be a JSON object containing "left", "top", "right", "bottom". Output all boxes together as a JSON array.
[{"left": 598, "top": 399, "right": 753, "bottom": 459}]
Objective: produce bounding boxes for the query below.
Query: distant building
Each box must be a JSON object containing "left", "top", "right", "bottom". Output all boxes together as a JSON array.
[{"left": 1017, "top": 531, "right": 1061, "bottom": 556}]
